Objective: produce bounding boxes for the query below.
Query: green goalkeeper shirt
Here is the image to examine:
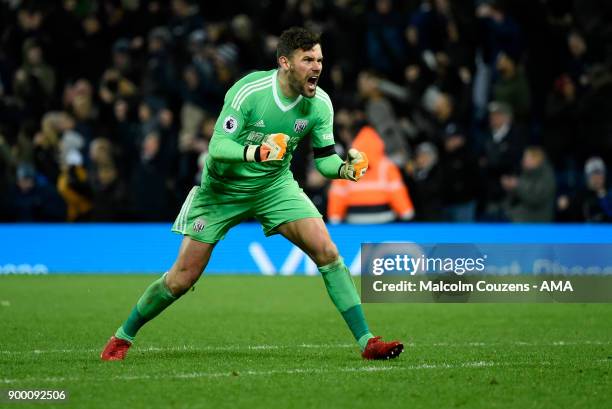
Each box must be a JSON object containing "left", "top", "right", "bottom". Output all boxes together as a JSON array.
[{"left": 204, "top": 69, "right": 343, "bottom": 193}]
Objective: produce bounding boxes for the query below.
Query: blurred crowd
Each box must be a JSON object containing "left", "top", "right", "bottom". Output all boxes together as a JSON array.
[{"left": 1, "top": 0, "right": 611, "bottom": 223}]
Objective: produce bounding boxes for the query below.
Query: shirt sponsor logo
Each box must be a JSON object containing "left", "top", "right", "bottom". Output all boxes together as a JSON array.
[
  {"left": 294, "top": 119, "right": 309, "bottom": 133},
  {"left": 322, "top": 133, "right": 334, "bottom": 140},
  {"left": 247, "top": 131, "right": 265, "bottom": 143},
  {"left": 223, "top": 115, "right": 238, "bottom": 133}
]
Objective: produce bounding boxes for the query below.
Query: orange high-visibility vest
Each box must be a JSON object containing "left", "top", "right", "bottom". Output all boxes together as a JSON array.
[{"left": 328, "top": 126, "right": 414, "bottom": 223}]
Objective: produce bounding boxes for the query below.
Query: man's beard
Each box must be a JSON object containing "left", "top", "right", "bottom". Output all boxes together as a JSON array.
[{"left": 287, "top": 68, "right": 305, "bottom": 96}]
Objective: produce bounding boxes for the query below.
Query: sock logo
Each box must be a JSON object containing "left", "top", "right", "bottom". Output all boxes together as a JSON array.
[{"left": 193, "top": 218, "right": 206, "bottom": 233}]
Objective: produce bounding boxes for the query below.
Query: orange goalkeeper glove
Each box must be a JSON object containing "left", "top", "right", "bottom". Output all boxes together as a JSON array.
[
  {"left": 244, "top": 133, "right": 289, "bottom": 162},
  {"left": 339, "top": 148, "right": 369, "bottom": 181}
]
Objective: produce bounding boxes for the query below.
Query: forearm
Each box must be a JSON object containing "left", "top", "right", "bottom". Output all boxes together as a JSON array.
[
  {"left": 209, "top": 132, "right": 287, "bottom": 163},
  {"left": 315, "top": 154, "right": 344, "bottom": 179},
  {"left": 208, "top": 134, "right": 246, "bottom": 163}
]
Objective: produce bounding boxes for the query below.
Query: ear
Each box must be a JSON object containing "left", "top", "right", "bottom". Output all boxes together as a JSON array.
[{"left": 278, "top": 55, "right": 290, "bottom": 70}]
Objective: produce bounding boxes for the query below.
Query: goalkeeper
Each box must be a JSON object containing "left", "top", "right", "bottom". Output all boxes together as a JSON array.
[{"left": 101, "top": 27, "right": 403, "bottom": 361}]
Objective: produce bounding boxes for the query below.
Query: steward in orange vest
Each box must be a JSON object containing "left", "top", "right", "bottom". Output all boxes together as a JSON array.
[{"left": 327, "top": 126, "right": 414, "bottom": 223}]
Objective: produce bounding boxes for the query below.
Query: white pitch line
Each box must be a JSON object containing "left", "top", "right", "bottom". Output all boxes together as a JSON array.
[
  {"left": 2, "top": 358, "right": 609, "bottom": 385},
  {"left": 0, "top": 344, "right": 357, "bottom": 355},
  {"left": 0, "top": 361, "right": 509, "bottom": 384},
  {"left": 1, "top": 340, "right": 610, "bottom": 356}
]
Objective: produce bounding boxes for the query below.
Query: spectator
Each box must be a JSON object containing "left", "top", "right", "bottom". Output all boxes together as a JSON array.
[
  {"left": 98, "top": 66, "right": 138, "bottom": 117},
  {"left": 64, "top": 79, "right": 97, "bottom": 145},
  {"left": 169, "top": 0, "right": 203, "bottom": 40},
  {"left": 179, "top": 64, "right": 213, "bottom": 113},
  {"left": 131, "top": 132, "right": 171, "bottom": 221},
  {"left": 11, "top": 121, "right": 37, "bottom": 166},
  {"left": 572, "top": 1, "right": 612, "bottom": 63},
  {"left": 365, "top": 0, "right": 407, "bottom": 80},
  {"left": 7, "top": 162, "right": 66, "bottom": 221},
  {"left": 479, "top": 101, "right": 525, "bottom": 220},
  {"left": 91, "top": 159, "right": 130, "bottom": 221},
  {"left": 476, "top": 2, "right": 522, "bottom": 67},
  {"left": 88, "top": 137, "right": 115, "bottom": 177},
  {"left": 135, "top": 98, "right": 163, "bottom": 145},
  {"left": 472, "top": 1, "right": 522, "bottom": 119},
  {"left": 186, "top": 30, "right": 227, "bottom": 114},
  {"left": 407, "top": 0, "right": 453, "bottom": 55},
  {"left": 43, "top": 0, "right": 84, "bottom": 85},
  {"left": 328, "top": 125, "right": 414, "bottom": 224},
  {"left": 280, "top": 0, "right": 326, "bottom": 34},
  {"left": 13, "top": 38, "right": 56, "bottom": 119},
  {"left": 358, "top": 71, "right": 410, "bottom": 166},
  {"left": 557, "top": 157, "right": 612, "bottom": 222},
  {"left": 577, "top": 65, "right": 612, "bottom": 166},
  {"left": 168, "top": 0, "right": 204, "bottom": 64},
  {"left": 320, "top": 1, "right": 364, "bottom": 99},
  {"left": 441, "top": 124, "right": 479, "bottom": 221},
  {"left": 32, "top": 112, "right": 66, "bottom": 185},
  {"left": 404, "top": 0, "right": 474, "bottom": 112},
  {"left": 409, "top": 141, "right": 444, "bottom": 221},
  {"left": 56, "top": 150, "right": 92, "bottom": 221},
  {"left": 230, "top": 14, "right": 267, "bottom": 72},
  {"left": 142, "top": 27, "right": 177, "bottom": 104},
  {"left": 419, "top": 90, "right": 463, "bottom": 145},
  {"left": 104, "top": 99, "right": 138, "bottom": 172},
  {"left": 542, "top": 74, "right": 580, "bottom": 187},
  {"left": 502, "top": 146, "right": 556, "bottom": 222},
  {"left": 78, "top": 11, "right": 111, "bottom": 82},
  {"left": 566, "top": 30, "right": 590, "bottom": 91},
  {"left": 493, "top": 52, "right": 530, "bottom": 124},
  {"left": 109, "top": 38, "right": 138, "bottom": 83},
  {"left": 2, "top": 4, "right": 47, "bottom": 68}
]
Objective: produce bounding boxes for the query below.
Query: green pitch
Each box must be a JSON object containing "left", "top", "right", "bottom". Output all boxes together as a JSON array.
[{"left": 1, "top": 275, "right": 611, "bottom": 409}]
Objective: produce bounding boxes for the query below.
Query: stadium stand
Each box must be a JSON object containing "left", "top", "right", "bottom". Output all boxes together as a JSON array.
[{"left": 1, "top": 0, "right": 611, "bottom": 222}]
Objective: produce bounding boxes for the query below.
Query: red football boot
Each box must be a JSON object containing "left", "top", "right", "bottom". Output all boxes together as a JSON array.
[
  {"left": 361, "top": 336, "right": 404, "bottom": 360},
  {"left": 100, "top": 336, "right": 132, "bottom": 361}
]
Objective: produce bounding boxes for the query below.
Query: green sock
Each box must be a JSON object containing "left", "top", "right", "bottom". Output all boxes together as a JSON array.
[
  {"left": 318, "top": 258, "right": 374, "bottom": 351},
  {"left": 115, "top": 273, "right": 177, "bottom": 341}
]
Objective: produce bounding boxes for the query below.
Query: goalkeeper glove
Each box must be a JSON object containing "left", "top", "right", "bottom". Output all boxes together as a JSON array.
[
  {"left": 339, "top": 148, "right": 369, "bottom": 181},
  {"left": 244, "top": 133, "right": 289, "bottom": 162}
]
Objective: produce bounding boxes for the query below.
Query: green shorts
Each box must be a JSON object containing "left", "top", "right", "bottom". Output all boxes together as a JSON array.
[{"left": 171, "top": 177, "right": 322, "bottom": 243}]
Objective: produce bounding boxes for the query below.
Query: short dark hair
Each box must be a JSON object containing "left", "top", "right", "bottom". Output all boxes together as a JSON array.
[{"left": 277, "top": 27, "right": 320, "bottom": 60}]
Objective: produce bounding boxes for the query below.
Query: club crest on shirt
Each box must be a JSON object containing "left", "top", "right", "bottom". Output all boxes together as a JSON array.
[
  {"left": 223, "top": 115, "right": 238, "bottom": 133},
  {"left": 193, "top": 218, "right": 206, "bottom": 232},
  {"left": 294, "top": 119, "right": 308, "bottom": 133}
]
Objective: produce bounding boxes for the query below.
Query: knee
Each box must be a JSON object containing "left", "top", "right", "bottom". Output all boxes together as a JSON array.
[
  {"left": 166, "top": 263, "right": 203, "bottom": 296},
  {"left": 313, "top": 241, "right": 339, "bottom": 266}
]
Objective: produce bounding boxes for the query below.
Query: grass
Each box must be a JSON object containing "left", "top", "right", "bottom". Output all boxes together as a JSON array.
[{"left": 1, "top": 275, "right": 611, "bottom": 409}]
